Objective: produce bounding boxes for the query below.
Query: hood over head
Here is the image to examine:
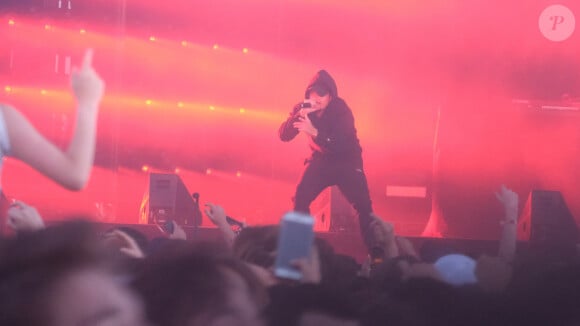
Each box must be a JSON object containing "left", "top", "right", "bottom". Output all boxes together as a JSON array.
[{"left": 305, "top": 70, "right": 338, "bottom": 99}]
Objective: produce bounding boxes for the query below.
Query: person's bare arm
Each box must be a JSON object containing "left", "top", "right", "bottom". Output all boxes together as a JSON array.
[
  {"left": 495, "top": 184, "right": 519, "bottom": 264},
  {"left": 3, "top": 49, "right": 104, "bottom": 190},
  {"left": 204, "top": 203, "right": 236, "bottom": 247}
]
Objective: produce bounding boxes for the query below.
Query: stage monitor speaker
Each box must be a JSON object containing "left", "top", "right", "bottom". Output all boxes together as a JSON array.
[
  {"left": 140, "top": 173, "right": 201, "bottom": 226},
  {"left": 310, "top": 186, "right": 357, "bottom": 232},
  {"left": 517, "top": 190, "right": 579, "bottom": 250}
]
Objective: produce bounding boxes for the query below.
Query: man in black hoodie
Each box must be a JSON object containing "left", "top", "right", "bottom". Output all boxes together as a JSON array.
[{"left": 279, "top": 70, "right": 378, "bottom": 254}]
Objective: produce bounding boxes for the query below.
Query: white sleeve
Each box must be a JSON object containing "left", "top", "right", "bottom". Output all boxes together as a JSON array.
[{"left": 0, "top": 106, "right": 11, "bottom": 157}]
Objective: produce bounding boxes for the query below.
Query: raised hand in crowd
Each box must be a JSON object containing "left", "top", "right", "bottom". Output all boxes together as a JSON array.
[
  {"left": 290, "top": 245, "right": 322, "bottom": 284},
  {"left": 102, "top": 229, "right": 145, "bottom": 259},
  {"left": 204, "top": 203, "right": 228, "bottom": 226},
  {"left": 1, "top": 49, "right": 104, "bottom": 190},
  {"left": 495, "top": 184, "right": 519, "bottom": 263},
  {"left": 6, "top": 200, "right": 45, "bottom": 233},
  {"left": 204, "top": 202, "right": 236, "bottom": 246},
  {"left": 168, "top": 220, "right": 187, "bottom": 240},
  {"left": 495, "top": 184, "right": 519, "bottom": 220},
  {"left": 70, "top": 49, "right": 105, "bottom": 111}
]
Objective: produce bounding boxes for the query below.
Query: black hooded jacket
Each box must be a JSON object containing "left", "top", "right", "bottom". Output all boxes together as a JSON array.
[{"left": 278, "top": 70, "right": 363, "bottom": 162}]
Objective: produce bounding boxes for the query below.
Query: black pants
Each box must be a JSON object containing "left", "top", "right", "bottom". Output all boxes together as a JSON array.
[{"left": 293, "top": 156, "right": 375, "bottom": 250}]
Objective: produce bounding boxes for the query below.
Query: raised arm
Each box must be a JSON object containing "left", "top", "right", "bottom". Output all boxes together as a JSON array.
[
  {"left": 495, "top": 184, "right": 519, "bottom": 264},
  {"left": 204, "top": 203, "right": 237, "bottom": 247},
  {"left": 278, "top": 103, "right": 302, "bottom": 142},
  {"left": 3, "top": 49, "right": 104, "bottom": 191}
]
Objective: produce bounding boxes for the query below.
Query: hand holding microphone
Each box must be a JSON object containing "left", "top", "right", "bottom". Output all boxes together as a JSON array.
[
  {"left": 298, "top": 100, "right": 321, "bottom": 117},
  {"left": 293, "top": 114, "right": 318, "bottom": 137}
]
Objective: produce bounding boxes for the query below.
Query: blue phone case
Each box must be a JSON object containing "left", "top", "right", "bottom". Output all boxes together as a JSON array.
[{"left": 274, "top": 211, "right": 315, "bottom": 280}]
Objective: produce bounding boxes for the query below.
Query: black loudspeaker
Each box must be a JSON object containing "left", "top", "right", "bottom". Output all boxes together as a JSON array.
[
  {"left": 140, "top": 173, "right": 201, "bottom": 227},
  {"left": 310, "top": 186, "right": 357, "bottom": 232},
  {"left": 518, "top": 190, "right": 579, "bottom": 250}
]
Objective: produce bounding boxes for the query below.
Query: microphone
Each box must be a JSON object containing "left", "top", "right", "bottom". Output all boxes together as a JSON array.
[{"left": 191, "top": 192, "right": 202, "bottom": 227}]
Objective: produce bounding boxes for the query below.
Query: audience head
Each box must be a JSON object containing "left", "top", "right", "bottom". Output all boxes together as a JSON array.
[
  {"left": 265, "top": 283, "right": 360, "bottom": 326},
  {"left": 434, "top": 254, "right": 478, "bottom": 286},
  {"left": 0, "top": 220, "right": 147, "bottom": 326},
  {"left": 233, "top": 225, "right": 279, "bottom": 268},
  {"left": 132, "top": 240, "right": 267, "bottom": 326}
]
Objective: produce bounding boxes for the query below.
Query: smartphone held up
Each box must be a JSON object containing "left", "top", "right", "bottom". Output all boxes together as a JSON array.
[{"left": 273, "top": 211, "right": 315, "bottom": 280}]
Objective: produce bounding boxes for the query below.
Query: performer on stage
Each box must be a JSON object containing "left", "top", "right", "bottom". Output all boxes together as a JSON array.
[{"left": 279, "top": 70, "right": 379, "bottom": 254}]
